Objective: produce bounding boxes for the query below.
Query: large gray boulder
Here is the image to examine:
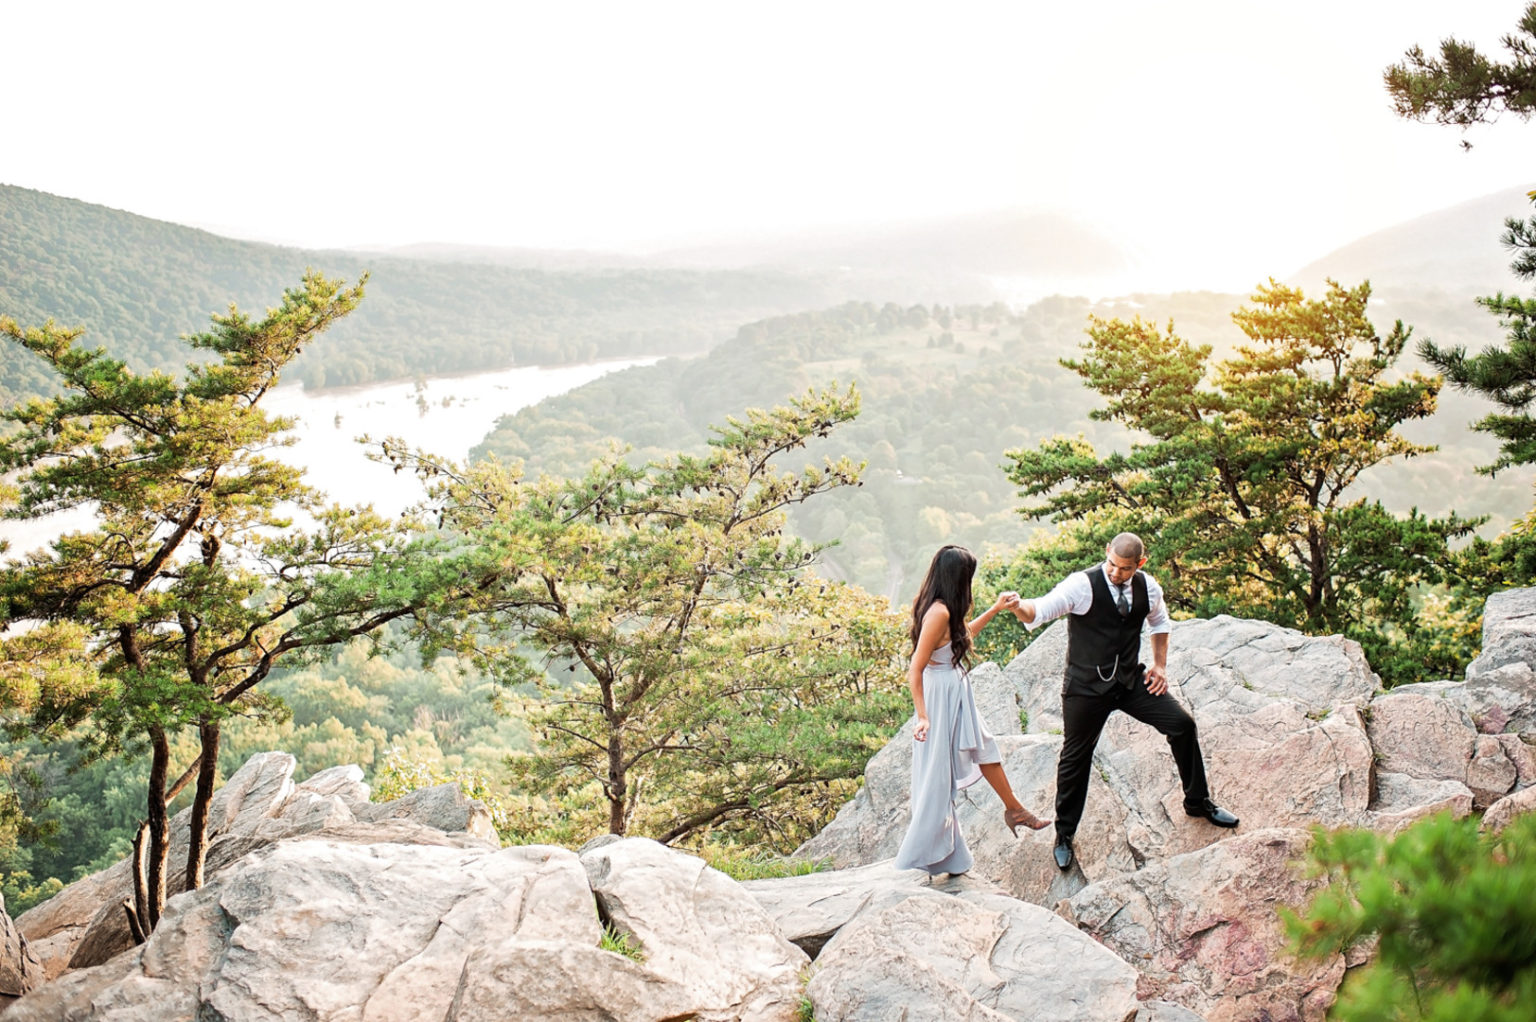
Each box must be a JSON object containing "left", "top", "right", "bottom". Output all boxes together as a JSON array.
[
  {"left": 576, "top": 838, "right": 809, "bottom": 1021},
  {"left": 1481, "top": 784, "right": 1536, "bottom": 833},
  {"left": 1061, "top": 828, "right": 1342, "bottom": 1022},
  {"left": 806, "top": 884, "right": 1141, "bottom": 1022},
  {"left": 10, "top": 837, "right": 810, "bottom": 1022},
  {"left": 743, "top": 859, "right": 933, "bottom": 958},
  {"left": 1365, "top": 690, "right": 1523, "bottom": 809},
  {"left": 1466, "top": 587, "right": 1536, "bottom": 680},
  {"left": 1439, "top": 587, "right": 1536, "bottom": 737},
  {"left": 16, "top": 753, "right": 498, "bottom": 981},
  {"left": 16, "top": 751, "right": 300, "bottom": 982}
]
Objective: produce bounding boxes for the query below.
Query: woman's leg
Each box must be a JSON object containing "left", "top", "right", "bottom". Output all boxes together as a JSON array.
[
  {"left": 979, "top": 762, "right": 1049, "bottom": 830},
  {"left": 978, "top": 762, "right": 1023, "bottom": 811}
]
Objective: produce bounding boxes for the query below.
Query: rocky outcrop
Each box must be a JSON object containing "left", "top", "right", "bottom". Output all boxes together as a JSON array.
[
  {"left": 1364, "top": 689, "right": 1524, "bottom": 809},
  {"left": 1482, "top": 784, "right": 1536, "bottom": 832},
  {"left": 11, "top": 833, "right": 810, "bottom": 1022},
  {"left": 15, "top": 754, "right": 497, "bottom": 982},
  {"left": 1061, "top": 828, "right": 1340, "bottom": 1022},
  {"left": 808, "top": 885, "right": 1141, "bottom": 1022},
  {"left": 1412, "top": 587, "right": 1536, "bottom": 738},
  {"left": 749, "top": 867, "right": 1143, "bottom": 1021},
  {"left": 800, "top": 616, "right": 1389, "bottom": 896},
  {"left": 743, "top": 859, "right": 933, "bottom": 958},
  {"left": 0, "top": 894, "right": 42, "bottom": 1011},
  {"left": 795, "top": 594, "right": 1536, "bottom": 1021},
  {"left": 13, "top": 589, "right": 1536, "bottom": 1022}
]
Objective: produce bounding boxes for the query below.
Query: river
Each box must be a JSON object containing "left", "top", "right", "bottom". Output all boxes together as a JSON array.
[{"left": 0, "top": 357, "right": 658, "bottom": 558}]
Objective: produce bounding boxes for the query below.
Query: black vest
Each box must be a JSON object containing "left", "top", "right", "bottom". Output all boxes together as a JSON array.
[{"left": 1064, "top": 568, "right": 1148, "bottom": 695}]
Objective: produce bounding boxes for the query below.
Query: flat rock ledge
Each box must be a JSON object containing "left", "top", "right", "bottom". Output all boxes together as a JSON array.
[{"left": 749, "top": 865, "right": 1146, "bottom": 1022}]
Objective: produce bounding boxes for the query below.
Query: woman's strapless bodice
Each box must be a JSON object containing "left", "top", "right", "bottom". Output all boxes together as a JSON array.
[{"left": 926, "top": 641, "right": 958, "bottom": 669}]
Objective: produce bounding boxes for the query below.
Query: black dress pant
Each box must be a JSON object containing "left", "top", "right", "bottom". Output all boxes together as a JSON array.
[{"left": 1054, "top": 680, "right": 1211, "bottom": 843}]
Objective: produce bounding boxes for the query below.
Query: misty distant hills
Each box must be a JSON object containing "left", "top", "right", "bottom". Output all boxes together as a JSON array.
[
  {"left": 359, "top": 241, "right": 653, "bottom": 270},
  {"left": 1291, "top": 185, "right": 1531, "bottom": 295},
  {"left": 370, "top": 210, "right": 1137, "bottom": 303},
  {"left": 0, "top": 185, "right": 844, "bottom": 399},
  {"left": 650, "top": 209, "right": 1134, "bottom": 277},
  {"left": 6, "top": 179, "right": 1534, "bottom": 408},
  {"left": 379, "top": 210, "right": 1134, "bottom": 279}
]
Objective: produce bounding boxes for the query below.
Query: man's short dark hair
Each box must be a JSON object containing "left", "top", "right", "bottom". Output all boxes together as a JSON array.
[{"left": 1109, "top": 532, "right": 1144, "bottom": 561}]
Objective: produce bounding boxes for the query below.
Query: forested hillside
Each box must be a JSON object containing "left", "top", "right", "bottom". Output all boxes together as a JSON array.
[
  {"left": 472, "top": 288, "right": 1525, "bottom": 598},
  {"left": 0, "top": 185, "right": 841, "bottom": 399}
]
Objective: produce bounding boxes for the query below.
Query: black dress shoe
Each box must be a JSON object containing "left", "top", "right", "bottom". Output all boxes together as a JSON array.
[
  {"left": 1186, "top": 803, "right": 1240, "bottom": 828},
  {"left": 1052, "top": 836, "right": 1074, "bottom": 870}
]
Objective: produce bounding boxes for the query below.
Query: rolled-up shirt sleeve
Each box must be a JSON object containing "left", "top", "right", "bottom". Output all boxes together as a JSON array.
[
  {"left": 1145, "top": 575, "right": 1172, "bottom": 635},
  {"left": 1024, "top": 573, "right": 1092, "bottom": 630}
]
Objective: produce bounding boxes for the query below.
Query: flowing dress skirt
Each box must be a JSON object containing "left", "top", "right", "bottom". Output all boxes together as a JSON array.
[{"left": 893, "top": 656, "right": 1001, "bottom": 874}]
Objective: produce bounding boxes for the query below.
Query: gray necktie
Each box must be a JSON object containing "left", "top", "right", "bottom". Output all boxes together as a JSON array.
[{"left": 1116, "top": 583, "right": 1131, "bottom": 617}]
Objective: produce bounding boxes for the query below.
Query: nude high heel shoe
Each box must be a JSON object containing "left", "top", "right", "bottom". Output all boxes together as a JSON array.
[{"left": 1004, "top": 806, "right": 1050, "bottom": 836}]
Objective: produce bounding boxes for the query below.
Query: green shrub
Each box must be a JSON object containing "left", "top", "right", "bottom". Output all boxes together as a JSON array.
[{"left": 1286, "top": 811, "right": 1536, "bottom": 1020}]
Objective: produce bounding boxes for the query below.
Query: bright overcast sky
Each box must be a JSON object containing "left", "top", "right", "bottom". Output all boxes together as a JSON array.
[{"left": 8, "top": 1, "right": 1536, "bottom": 290}]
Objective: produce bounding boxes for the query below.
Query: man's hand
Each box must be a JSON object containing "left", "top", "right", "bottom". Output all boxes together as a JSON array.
[
  {"left": 914, "top": 715, "right": 930, "bottom": 742},
  {"left": 1145, "top": 665, "right": 1169, "bottom": 697},
  {"left": 1002, "top": 592, "right": 1037, "bottom": 624}
]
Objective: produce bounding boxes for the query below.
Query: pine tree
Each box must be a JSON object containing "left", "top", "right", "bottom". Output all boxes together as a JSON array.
[
  {"left": 0, "top": 273, "right": 476, "bottom": 935},
  {"left": 397, "top": 385, "right": 909, "bottom": 850},
  {"left": 992, "top": 280, "right": 1475, "bottom": 683},
  {"left": 1384, "top": 4, "right": 1536, "bottom": 127}
]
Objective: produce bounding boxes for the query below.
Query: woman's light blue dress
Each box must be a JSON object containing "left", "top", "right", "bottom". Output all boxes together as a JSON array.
[{"left": 893, "top": 642, "right": 1001, "bottom": 875}]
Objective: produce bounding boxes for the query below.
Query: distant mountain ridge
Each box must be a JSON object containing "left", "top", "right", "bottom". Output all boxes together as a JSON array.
[{"left": 1291, "top": 185, "right": 1531, "bottom": 295}]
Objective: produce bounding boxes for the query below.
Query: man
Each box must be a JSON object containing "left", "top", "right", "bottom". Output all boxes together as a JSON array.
[{"left": 1005, "top": 532, "right": 1237, "bottom": 871}]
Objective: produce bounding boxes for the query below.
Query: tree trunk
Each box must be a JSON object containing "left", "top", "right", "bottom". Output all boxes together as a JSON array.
[
  {"left": 127, "top": 822, "right": 150, "bottom": 944},
  {"left": 184, "top": 719, "right": 220, "bottom": 891},
  {"left": 143, "top": 727, "right": 171, "bottom": 929},
  {"left": 608, "top": 732, "right": 627, "bottom": 835},
  {"left": 1307, "top": 523, "right": 1329, "bottom": 629}
]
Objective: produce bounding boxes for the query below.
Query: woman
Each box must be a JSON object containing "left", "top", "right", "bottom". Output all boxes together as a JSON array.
[{"left": 894, "top": 544, "right": 1048, "bottom": 875}]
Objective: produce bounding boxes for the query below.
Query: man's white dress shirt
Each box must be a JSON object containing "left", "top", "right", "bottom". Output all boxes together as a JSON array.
[{"left": 1023, "top": 565, "right": 1172, "bottom": 635}]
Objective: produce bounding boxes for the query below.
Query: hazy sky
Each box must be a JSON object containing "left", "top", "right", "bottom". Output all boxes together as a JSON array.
[{"left": 9, "top": 1, "right": 1536, "bottom": 290}]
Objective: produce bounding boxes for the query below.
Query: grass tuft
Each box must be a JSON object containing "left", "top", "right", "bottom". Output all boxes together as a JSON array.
[
  {"left": 702, "top": 847, "right": 835, "bottom": 882},
  {"left": 599, "top": 920, "right": 645, "bottom": 961}
]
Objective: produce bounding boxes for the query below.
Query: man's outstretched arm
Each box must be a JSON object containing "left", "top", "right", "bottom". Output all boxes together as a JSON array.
[{"left": 1005, "top": 576, "right": 1087, "bottom": 630}]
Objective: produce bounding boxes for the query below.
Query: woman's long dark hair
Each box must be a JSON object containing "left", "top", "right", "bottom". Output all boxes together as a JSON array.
[{"left": 910, "top": 544, "right": 976, "bottom": 668}]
